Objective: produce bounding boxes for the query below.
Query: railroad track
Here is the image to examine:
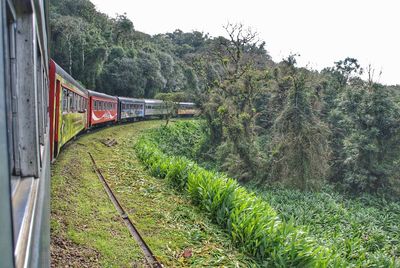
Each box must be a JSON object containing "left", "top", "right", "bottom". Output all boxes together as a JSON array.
[{"left": 88, "top": 152, "right": 162, "bottom": 268}]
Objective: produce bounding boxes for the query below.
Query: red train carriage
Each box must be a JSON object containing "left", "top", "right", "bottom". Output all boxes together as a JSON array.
[
  {"left": 49, "top": 60, "right": 89, "bottom": 160},
  {"left": 88, "top": 90, "right": 118, "bottom": 127}
]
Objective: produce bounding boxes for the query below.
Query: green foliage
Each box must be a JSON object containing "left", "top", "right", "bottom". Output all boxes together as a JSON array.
[
  {"left": 135, "top": 138, "right": 336, "bottom": 267},
  {"left": 268, "top": 69, "right": 331, "bottom": 190},
  {"left": 145, "top": 121, "right": 205, "bottom": 160},
  {"left": 335, "top": 82, "right": 400, "bottom": 192},
  {"left": 256, "top": 186, "right": 400, "bottom": 267},
  {"left": 137, "top": 123, "right": 399, "bottom": 266}
]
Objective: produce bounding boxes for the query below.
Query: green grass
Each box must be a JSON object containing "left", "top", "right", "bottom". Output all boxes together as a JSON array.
[{"left": 51, "top": 120, "right": 257, "bottom": 267}]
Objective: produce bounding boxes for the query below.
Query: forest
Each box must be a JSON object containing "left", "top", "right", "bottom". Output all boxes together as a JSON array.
[{"left": 51, "top": 0, "right": 400, "bottom": 196}]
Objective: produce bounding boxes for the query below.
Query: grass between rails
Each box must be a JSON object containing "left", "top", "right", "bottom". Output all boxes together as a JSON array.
[
  {"left": 139, "top": 120, "right": 400, "bottom": 267},
  {"left": 51, "top": 120, "right": 257, "bottom": 267}
]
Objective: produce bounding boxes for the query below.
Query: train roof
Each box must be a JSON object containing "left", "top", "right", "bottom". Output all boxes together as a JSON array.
[
  {"left": 53, "top": 60, "right": 88, "bottom": 95},
  {"left": 88, "top": 90, "right": 118, "bottom": 101},
  {"left": 144, "top": 99, "right": 164, "bottom": 104},
  {"left": 118, "top": 97, "right": 145, "bottom": 103}
]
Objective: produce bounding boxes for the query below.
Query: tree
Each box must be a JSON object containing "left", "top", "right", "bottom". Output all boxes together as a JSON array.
[
  {"left": 113, "top": 14, "right": 134, "bottom": 47},
  {"left": 268, "top": 64, "right": 331, "bottom": 190},
  {"left": 339, "top": 81, "right": 400, "bottom": 192},
  {"left": 201, "top": 23, "right": 267, "bottom": 180}
]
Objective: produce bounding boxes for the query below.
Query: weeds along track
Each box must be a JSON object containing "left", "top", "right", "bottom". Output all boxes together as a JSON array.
[{"left": 88, "top": 152, "right": 162, "bottom": 268}]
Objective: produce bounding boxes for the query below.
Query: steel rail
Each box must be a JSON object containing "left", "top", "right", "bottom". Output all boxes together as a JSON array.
[{"left": 88, "top": 152, "right": 162, "bottom": 268}]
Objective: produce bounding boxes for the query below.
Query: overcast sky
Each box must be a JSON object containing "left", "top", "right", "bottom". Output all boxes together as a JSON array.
[{"left": 90, "top": 0, "right": 399, "bottom": 85}]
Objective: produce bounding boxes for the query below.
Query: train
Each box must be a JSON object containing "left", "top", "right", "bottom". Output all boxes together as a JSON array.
[
  {"left": 49, "top": 59, "right": 198, "bottom": 160},
  {"left": 0, "top": 1, "right": 198, "bottom": 267}
]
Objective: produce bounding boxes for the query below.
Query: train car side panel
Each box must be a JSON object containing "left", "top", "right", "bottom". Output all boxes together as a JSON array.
[
  {"left": 118, "top": 97, "right": 145, "bottom": 121},
  {"left": 88, "top": 90, "right": 118, "bottom": 126}
]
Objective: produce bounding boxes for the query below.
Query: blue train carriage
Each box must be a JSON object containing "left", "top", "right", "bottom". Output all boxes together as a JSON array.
[
  {"left": 117, "top": 97, "right": 145, "bottom": 122},
  {"left": 1, "top": 0, "right": 51, "bottom": 267},
  {"left": 144, "top": 99, "right": 172, "bottom": 118}
]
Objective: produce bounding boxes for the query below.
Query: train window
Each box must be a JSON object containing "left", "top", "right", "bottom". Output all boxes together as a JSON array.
[
  {"left": 74, "top": 94, "right": 78, "bottom": 112},
  {"left": 71, "top": 93, "right": 75, "bottom": 112},
  {"left": 68, "top": 91, "right": 73, "bottom": 112},
  {"left": 74, "top": 94, "right": 77, "bottom": 111},
  {"left": 70, "top": 93, "right": 74, "bottom": 112},
  {"left": 62, "top": 88, "right": 68, "bottom": 112}
]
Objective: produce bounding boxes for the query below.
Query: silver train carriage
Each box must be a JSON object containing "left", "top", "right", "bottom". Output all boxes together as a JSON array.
[
  {"left": 1, "top": 0, "right": 50, "bottom": 267},
  {"left": 144, "top": 99, "right": 171, "bottom": 117}
]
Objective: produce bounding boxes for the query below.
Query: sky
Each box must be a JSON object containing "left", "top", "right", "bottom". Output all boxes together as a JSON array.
[{"left": 90, "top": 0, "right": 400, "bottom": 85}]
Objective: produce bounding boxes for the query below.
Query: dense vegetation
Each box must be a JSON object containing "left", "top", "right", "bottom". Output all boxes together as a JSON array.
[
  {"left": 138, "top": 121, "right": 399, "bottom": 266},
  {"left": 135, "top": 136, "right": 335, "bottom": 267},
  {"left": 51, "top": 0, "right": 400, "bottom": 194}
]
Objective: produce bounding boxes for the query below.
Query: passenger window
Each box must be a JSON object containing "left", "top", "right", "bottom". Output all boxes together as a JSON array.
[
  {"left": 62, "top": 88, "right": 68, "bottom": 112},
  {"left": 68, "top": 92, "right": 73, "bottom": 112}
]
